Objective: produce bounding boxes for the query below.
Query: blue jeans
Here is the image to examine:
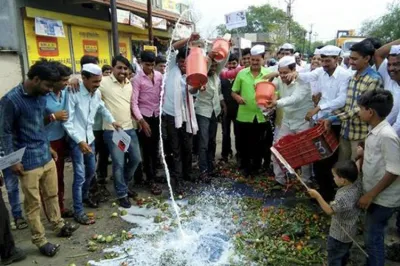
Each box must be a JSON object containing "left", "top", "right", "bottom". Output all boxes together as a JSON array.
[
  {"left": 327, "top": 236, "right": 352, "bottom": 266},
  {"left": 70, "top": 141, "right": 96, "bottom": 216},
  {"left": 3, "top": 168, "right": 23, "bottom": 219},
  {"left": 104, "top": 129, "right": 141, "bottom": 199},
  {"left": 197, "top": 114, "right": 218, "bottom": 174},
  {"left": 364, "top": 203, "right": 394, "bottom": 266}
]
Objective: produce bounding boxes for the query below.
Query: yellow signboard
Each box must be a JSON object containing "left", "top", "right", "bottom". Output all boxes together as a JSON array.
[
  {"left": 71, "top": 26, "right": 111, "bottom": 71},
  {"left": 143, "top": 45, "right": 158, "bottom": 56},
  {"left": 24, "top": 19, "right": 72, "bottom": 67},
  {"left": 118, "top": 33, "right": 132, "bottom": 61},
  {"left": 162, "top": 0, "right": 179, "bottom": 13}
]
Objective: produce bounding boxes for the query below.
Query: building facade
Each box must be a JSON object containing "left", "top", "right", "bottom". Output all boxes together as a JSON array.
[{"left": 0, "top": 0, "right": 193, "bottom": 97}]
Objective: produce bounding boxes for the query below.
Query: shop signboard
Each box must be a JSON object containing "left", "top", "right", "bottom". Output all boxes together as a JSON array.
[
  {"left": 110, "top": 8, "right": 130, "bottom": 24},
  {"left": 162, "top": 0, "right": 179, "bottom": 13},
  {"left": 130, "top": 13, "right": 146, "bottom": 29},
  {"left": 35, "top": 17, "right": 66, "bottom": 38},
  {"left": 24, "top": 19, "right": 72, "bottom": 67},
  {"left": 152, "top": 16, "right": 167, "bottom": 30},
  {"left": 71, "top": 26, "right": 111, "bottom": 71},
  {"left": 173, "top": 23, "right": 192, "bottom": 40},
  {"left": 118, "top": 33, "right": 132, "bottom": 61}
]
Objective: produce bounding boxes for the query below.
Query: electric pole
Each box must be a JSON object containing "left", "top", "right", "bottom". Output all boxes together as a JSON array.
[
  {"left": 313, "top": 32, "right": 318, "bottom": 43},
  {"left": 285, "top": 0, "right": 294, "bottom": 42},
  {"left": 147, "top": 0, "right": 154, "bottom": 45},
  {"left": 308, "top": 23, "right": 313, "bottom": 55},
  {"left": 110, "top": 0, "right": 120, "bottom": 56}
]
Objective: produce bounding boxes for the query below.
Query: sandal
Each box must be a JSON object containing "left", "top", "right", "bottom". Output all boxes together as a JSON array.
[
  {"left": 150, "top": 183, "right": 162, "bottom": 196},
  {"left": 39, "top": 242, "right": 60, "bottom": 257},
  {"left": 61, "top": 209, "right": 74, "bottom": 219},
  {"left": 74, "top": 213, "right": 95, "bottom": 225},
  {"left": 15, "top": 217, "right": 28, "bottom": 230}
]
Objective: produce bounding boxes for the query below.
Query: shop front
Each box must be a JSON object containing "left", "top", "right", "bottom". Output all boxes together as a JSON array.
[{"left": 22, "top": 7, "right": 171, "bottom": 72}]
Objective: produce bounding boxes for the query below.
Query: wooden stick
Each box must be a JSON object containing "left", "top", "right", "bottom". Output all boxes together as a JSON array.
[
  {"left": 337, "top": 222, "right": 369, "bottom": 258},
  {"left": 270, "top": 147, "right": 310, "bottom": 190},
  {"left": 271, "top": 148, "right": 368, "bottom": 258},
  {"left": 66, "top": 253, "right": 90, "bottom": 258}
]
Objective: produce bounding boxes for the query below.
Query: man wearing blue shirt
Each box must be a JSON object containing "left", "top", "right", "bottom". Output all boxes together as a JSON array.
[
  {"left": 0, "top": 60, "right": 78, "bottom": 257},
  {"left": 64, "top": 63, "right": 121, "bottom": 225},
  {"left": 44, "top": 61, "right": 73, "bottom": 219}
]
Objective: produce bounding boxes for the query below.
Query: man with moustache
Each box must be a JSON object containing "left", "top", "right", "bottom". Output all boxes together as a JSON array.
[
  {"left": 64, "top": 63, "right": 121, "bottom": 224},
  {"left": 100, "top": 55, "right": 142, "bottom": 208},
  {"left": 286, "top": 45, "right": 352, "bottom": 200},
  {"left": 231, "top": 45, "right": 272, "bottom": 177}
]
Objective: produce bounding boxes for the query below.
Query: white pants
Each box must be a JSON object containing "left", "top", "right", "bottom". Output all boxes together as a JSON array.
[{"left": 273, "top": 122, "right": 312, "bottom": 184}]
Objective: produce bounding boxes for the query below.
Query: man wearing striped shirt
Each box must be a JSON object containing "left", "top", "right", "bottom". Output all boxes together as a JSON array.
[
  {"left": 0, "top": 60, "right": 78, "bottom": 257},
  {"left": 325, "top": 41, "right": 384, "bottom": 161}
]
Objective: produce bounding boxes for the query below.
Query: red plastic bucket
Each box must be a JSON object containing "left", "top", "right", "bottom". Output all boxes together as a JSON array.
[
  {"left": 186, "top": 47, "right": 208, "bottom": 88},
  {"left": 212, "top": 38, "right": 230, "bottom": 62},
  {"left": 255, "top": 81, "right": 276, "bottom": 107}
]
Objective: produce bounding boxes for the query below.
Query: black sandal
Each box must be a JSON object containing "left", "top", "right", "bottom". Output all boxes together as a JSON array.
[
  {"left": 15, "top": 217, "right": 28, "bottom": 230},
  {"left": 74, "top": 213, "right": 95, "bottom": 225},
  {"left": 39, "top": 242, "right": 60, "bottom": 257}
]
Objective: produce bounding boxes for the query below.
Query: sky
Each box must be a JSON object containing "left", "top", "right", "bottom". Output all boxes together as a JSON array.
[{"left": 183, "top": 0, "right": 394, "bottom": 42}]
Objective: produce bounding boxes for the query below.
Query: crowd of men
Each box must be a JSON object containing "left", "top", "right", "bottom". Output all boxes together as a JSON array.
[{"left": 1, "top": 32, "right": 400, "bottom": 266}]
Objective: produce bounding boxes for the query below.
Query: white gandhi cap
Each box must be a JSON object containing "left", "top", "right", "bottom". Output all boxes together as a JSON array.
[
  {"left": 314, "top": 48, "right": 321, "bottom": 55},
  {"left": 281, "top": 43, "right": 295, "bottom": 50},
  {"left": 250, "top": 45, "right": 265, "bottom": 56},
  {"left": 390, "top": 45, "right": 400, "bottom": 55},
  {"left": 278, "top": 56, "right": 296, "bottom": 68},
  {"left": 320, "top": 45, "right": 342, "bottom": 56},
  {"left": 82, "top": 63, "right": 102, "bottom": 75}
]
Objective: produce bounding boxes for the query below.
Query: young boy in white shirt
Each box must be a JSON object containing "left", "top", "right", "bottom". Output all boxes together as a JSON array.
[{"left": 357, "top": 89, "right": 400, "bottom": 265}]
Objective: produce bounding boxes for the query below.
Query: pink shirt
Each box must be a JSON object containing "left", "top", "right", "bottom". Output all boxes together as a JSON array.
[{"left": 131, "top": 70, "right": 163, "bottom": 120}]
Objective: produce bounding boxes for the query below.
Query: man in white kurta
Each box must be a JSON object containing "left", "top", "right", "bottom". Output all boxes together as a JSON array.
[{"left": 265, "top": 56, "right": 314, "bottom": 185}]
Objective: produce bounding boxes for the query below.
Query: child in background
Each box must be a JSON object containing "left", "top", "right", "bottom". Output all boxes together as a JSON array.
[
  {"left": 308, "top": 160, "right": 362, "bottom": 266},
  {"left": 357, "top": 89, "right": 400, "bottom": 265}
]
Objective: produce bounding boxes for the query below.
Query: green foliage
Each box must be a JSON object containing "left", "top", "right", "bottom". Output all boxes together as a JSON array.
[{"left": 360, "top": 2, "right": 400, "bottom": 43}]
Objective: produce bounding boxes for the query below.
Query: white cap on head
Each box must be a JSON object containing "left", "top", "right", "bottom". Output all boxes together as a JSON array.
[
  {"left": 390, "top": 45, "right": 400, "bottom": 55},
  {"left": 278, "top": 56, "right": 296, "bottom": 68},
  {"left": 281, "top": 43, "right": 295, "bottom": 50},
  {"left": 342, "top": 51, "right": 351, "bottom": 58},
  {"left": 320, "top": 45, "right": 342, "bottom": 56},
  {"left": 250, "top": 45, "right": 265, "bottom": 56},
  {"left": 294, "top": 52, "right": 300, "bottom": 57},
  {"left": 82, "top": 63, "right": 102, "bottom": 75},
  {"left": 314, "top": 48, "right": 321, "bottom": 55}
]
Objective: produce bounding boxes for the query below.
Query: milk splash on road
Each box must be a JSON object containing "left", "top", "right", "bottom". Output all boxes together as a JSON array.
[
  {"left": 89, "top": 188, "right": 243, "bottom": 266},
  {"left": 155, "top": 7, "right": 195, "bottom": 237},
  {"left": 88, "top": 8, "right": 245, "bottom": 266}
]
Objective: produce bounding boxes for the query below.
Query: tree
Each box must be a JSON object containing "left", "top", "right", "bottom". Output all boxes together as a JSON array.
[
  {"left": 216, "top": 4, "right": 307, "bottom": 52},
  {"left": 360, "top": 2, "right": 400, "bottom": 43}
]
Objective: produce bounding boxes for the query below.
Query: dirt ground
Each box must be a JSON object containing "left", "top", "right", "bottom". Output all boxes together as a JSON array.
[{"left": 2, "top": 126, "right": 400, "bottom": 266}]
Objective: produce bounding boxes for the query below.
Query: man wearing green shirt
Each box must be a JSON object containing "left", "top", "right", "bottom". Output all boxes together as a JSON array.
[{"left": 231, "top": 45, "right": 272, "bottom": 176}]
